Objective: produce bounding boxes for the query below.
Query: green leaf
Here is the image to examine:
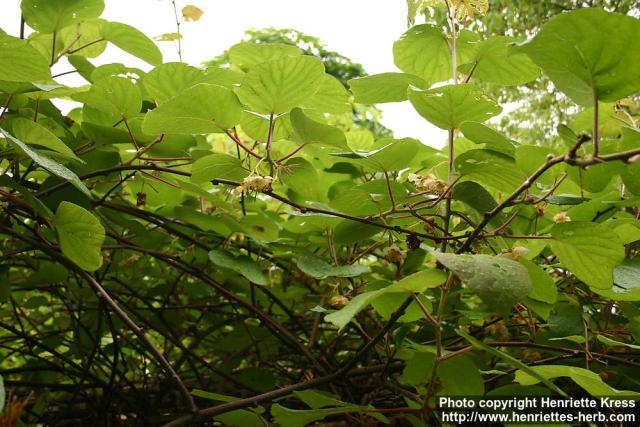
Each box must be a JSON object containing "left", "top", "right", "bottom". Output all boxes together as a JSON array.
[
  {"left": 293, "top": 390, "right": 348, "bottom": 409},
  {"left": 393, "top": 24, "right": 451, "bottom": 83},
  {"left": 101, "top": 21, "right": 162, "bottom": 66},
  {"left": 549, "top": 222, "right": 625, "bottom": 290},
  {"left": 228, "top": 42, "right": 301, "bottom": 69},
  {"left": 324, "top": 290, "right": 385, "bottom": 330},
  {"left": 619, "top": 127, "right": 640, "bottom": 196},
  {"left": 521, "top": 259, "right": 557, "bottom": 305},
  {"left": 0, "top": 33, "right": 52, "bottom": 82},
  {"left": 408, "top": 84, "right": 501, "bottom": 130},
  {"left": 302, "top": 75, "right": 351, "bottom": 114},
  {"left": 402, "top": 351, "right": 436, "bottom": 387},
  {"left": 235, "top": 55, "right": 325, "bottom": 114},
  {"left": 12, "top": 118, "right": 79, "bottom": 160},
  {"left": 55, "top": 202, "right": 105, "bottom": 271},
  {"left": 457, "top": 329, "right": 568, "bottom": 397},
  {"left": 515, "top": 365, "right": 639, "bottom": 397},
  {"left": 208, "top": 249, "right": 268, "bottom": 285},
  {"left": 72, "top": 76, "right": 141, "bottom": 118},
  {"left": 593, "top": 259, "right": 640, "bottom": 301},
  {"left": 290, "top": 108, "right": 349, "bottom": 149},
  {"left": 349, "top": 72, "right": 428, "bottom": 104},
  {"left": 58, "top": 20, "right": 106, "bottom": 59},
  {"left": 191, "top": 390, "right": 241, "bottom": 403},
  {"left": 517, "top": 8, "right": 640, "bottom": 106},
  {"left": 451, "top": 181, "right": 506, "bottom": 226},
  {"left": 386, "top": 268, "right": 447, "bottom": 293},
  {"left": 460, "top": 36, "right": 539, "bottom": 86},
  {"left": 21, "top": 0, "right": 105, "bottom": 33},
  {"left": 459, "top": 121, "right": 516, "bottom": 157},
  {"left": 191, "top": 153, "right": 249, "bottom": 184},
  {"left": 142, "top": 62, "right": 206, "bottom": 103},
  {"left": 332, "top": 138, "right": 426, "bottom": 172},
  {"left": 455, "top": 149, "right": 523, "bottom": 193},
  {"left": 271, "top": 404, "right": 385, "bottom": 427},
  {"left": 325, "top": 268, "right": 444, "bottom": 330},
  {"left": 297, "top": 256, "right": 368, "bottom": 279},
  {"left": 1, "top": 129, "right": 91, "bottom": 198},
  {"left": 143, "top": 84, "right": 242, "bottom": 134},
  {"left": 438, "top": 355, "right": 484, "bottom": 396},
  {"left": 596, "top": 334, "right": 640, "bottom": 350},
  {"left": 432, "top": 251, "right": 532, "bottom": 314},
  {"left": 279, "top": 157, "right": 320, "bottom": 199},
  {"left": 240, "top": 111, "right": 292, "bottom": 141},
  {"left": 214, "top": 410, "right": 265, "bottom": 427}
]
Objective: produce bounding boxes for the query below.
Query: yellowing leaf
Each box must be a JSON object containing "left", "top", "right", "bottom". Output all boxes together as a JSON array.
[
  {"left": 453, "top": 0, "right": 488, "bottom": 18},
  {"left": 182, "top": 5, "right": 204, "bottom": 22},
  {"left": 154, "top": 32, "right": 183, "bottom": 42}
]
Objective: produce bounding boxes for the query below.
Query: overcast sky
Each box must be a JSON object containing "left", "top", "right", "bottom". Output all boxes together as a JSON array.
[{"left": 0, "top": 0, "right": 448, "bottom": 145}]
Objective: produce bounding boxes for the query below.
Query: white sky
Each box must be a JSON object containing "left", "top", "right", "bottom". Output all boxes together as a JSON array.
[{"left": 0, "top": 0, "right": 448, "bottom": 145}]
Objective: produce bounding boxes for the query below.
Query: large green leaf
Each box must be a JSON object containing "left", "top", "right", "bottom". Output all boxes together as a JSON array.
[
  {"left": 21, "top": 0, "right": 104, "bottom": 33},
  {"left": 191, "top": 153, "right": 249, "bottom": 183},
  {"left": 393, "top": 24, "right": 451, "bottom": 83},
  {"left": 619, "top": 127, "right": 640, "bottom": 196},
  {"left": 271, "top": 404, "right": 386, "bottom": 427},
  {"left": 324, "top": 268, "right": 445, "bottom": 329},
  {"left": 455, "top": 149, "right": 523, "bottom": 193},
  {"left": 0, "top": 33, "right": 52, "bottom": 82},
  {"left": 279, "top": 157, "right": 320, "bottom": 199},
  {"left": 101, "top": 21, "right": 163, "bottom": 66},
  {"left": 457, "top": 329, "right": 568, "bottom": 397},
  {"left": 332, "top": 138, "right": 426, "bottom": 172},
  {"left": 290, "top": 108, "right": 349, "bottom": 149},
  {"left": 432, "top": 251, "right": 532, "bottom": 314},
  {"left": 592, "top": 259, "right": 640, "bottom": 301},
  {"left": 451, "top": 180, "right": 506, "bottom": 226},
  {"left": 72, "top": 76, "right": 141, "bottom": 118},
  {"left": 142, "top": 62, "right": 206, "bottom": 103},
  {"left": 228, "top": 42, "right": 301, "bottom": 69},
  {"left": 460, "top": 36, "right": 539, "bottom": 86},
  {"left": 191, "top": 153, "right": 249, "bottom": 184},
  {"left": 517, "top": 8, "right": 640, "bottom": 106},
  {"left": 459, "top": 121, "right": 516, "bottom": 157},
  {"left": 12, "top": 118, "right": 79, "bottom": 160},
  {"left": 301, "top": 75, "right": 351, "bottom": 114},
  {"left": 1, "top": 129, "right": 91, "bottom": 197},
  {"left": 438, "top": 355, "right": 484, "bottom": 396},
  {"left": 408, "top": 84, "right": 501, "bottom": 130},
  {"left": 240, "top": 111, "right": 292, "bottom": 141},
  {"left": 349, "top": 72, "right": 428, "bottom": 104},
  {"left": 236, "top": 56, "right": 325, "bottom": 114},
  {"left": 297, "top": 256, "right": 368, "bottom": 279},
  {"left": 521, "top": 259, "right": 557, "bottom": 304},
  {"left": 386, "top": 268, "right": 447, "bottom": 293},
  {"left": 209, "top": 250, "right": 268, "bottom": 285},
  {"left": 55, "top": 202, "right": 105, "bottom": 271},
  {"left": 549, "top": 222, "right": 625, "bottom": 290},
  {"left": 142, "top": 84, "right": 242, "bottom": 134},
  {"left": 515, "top": 365, "right": 639, "bottom": 397}
]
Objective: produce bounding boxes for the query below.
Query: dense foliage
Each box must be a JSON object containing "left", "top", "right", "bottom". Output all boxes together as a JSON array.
[{"left": 1, "top": 0, "right": 640, "bottom": 426}]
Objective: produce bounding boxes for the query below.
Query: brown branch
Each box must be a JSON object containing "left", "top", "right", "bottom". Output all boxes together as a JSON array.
[
  {"left": 0, "top": 225, "right": 198, "bottom": 414},
  {"left": 164, "top": 298, "right": 414, "bottom": 426}
]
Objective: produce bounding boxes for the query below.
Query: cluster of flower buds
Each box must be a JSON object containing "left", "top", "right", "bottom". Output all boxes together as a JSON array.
[
  {"left": 499, "top": 246, "right": 529, "bottom": 262},
  {"left": 234, "top": 175, "right": 273, "bottom": 195},
  {"left": 553, "top": 212, "right": 571, "bottom": 224},
  {"left": 329, "top": 295, "right": 349, "bottom": 308},
  {"left": 383, "top": 244, "right": 406, "bottom": 264},
  {"left": 408, "top": 173, "right": 447, "bottom": 195}
]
